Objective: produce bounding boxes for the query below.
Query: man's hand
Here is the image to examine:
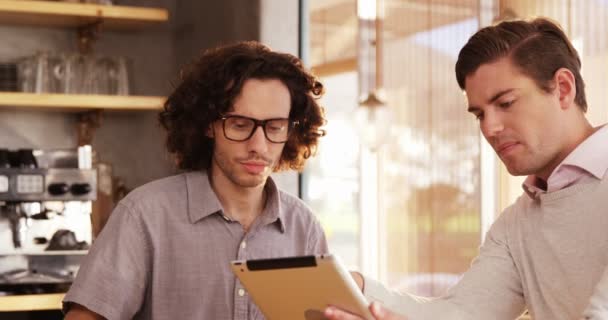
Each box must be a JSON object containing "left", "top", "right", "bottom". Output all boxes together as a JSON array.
[
  {"left": 324, "top": 301, "right": 407, "bottom": 320},
  {"left": 350, "top": 271, "right": 364, "bottom": 291},
  {"left": 64, "top": 303, "right": 105, "bottom": 320}
]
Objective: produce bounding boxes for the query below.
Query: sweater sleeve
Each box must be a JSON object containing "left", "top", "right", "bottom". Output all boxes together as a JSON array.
[
  {"left": 362, "top": 209, "right": 526, "bottom": 320},
  {"left": 581, "top": 264, "right": 608, "bottom": 319}
]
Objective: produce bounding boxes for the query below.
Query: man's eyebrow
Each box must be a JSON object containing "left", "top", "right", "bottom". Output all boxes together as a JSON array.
[{"left": 467, "top": 89, "right": 515, "bottom": 112}]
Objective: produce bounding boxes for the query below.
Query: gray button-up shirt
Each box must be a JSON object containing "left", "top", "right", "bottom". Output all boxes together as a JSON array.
[{"left": 63, "top": 171, "right": 328, "bottom": 320}]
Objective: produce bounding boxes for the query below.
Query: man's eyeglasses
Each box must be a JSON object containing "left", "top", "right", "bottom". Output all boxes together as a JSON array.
[{"left": 220, "top": 115, "right": 299, "bottom": 143}]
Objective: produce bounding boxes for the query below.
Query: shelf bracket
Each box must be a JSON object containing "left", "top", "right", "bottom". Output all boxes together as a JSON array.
[
  {"left": 77, "top": 19, "right": 104, "bottom": 54},
  {"left": 76, "top": 110, "right": 103, "bottom": 147}
]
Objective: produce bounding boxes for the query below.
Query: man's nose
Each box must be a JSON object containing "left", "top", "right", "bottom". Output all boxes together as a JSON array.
[
  {"left": 246, "top": 126, "right": 269, "bottom": 153},
  {"left": 480, "top": 111, "right": 504, "bottom": 139}
]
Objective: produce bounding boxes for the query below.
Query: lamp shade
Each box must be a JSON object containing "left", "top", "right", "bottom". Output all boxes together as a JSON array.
[
  {"left": 355, "top": 0, "right": 390, "bottom": 151},
  {"left": 354, "top": 91, "right": 392, "bottom": 151}
]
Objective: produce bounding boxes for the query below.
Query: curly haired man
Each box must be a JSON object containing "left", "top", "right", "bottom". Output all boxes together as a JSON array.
[{"left": 64, "top": 41, "right": 328, "bottom": 320}]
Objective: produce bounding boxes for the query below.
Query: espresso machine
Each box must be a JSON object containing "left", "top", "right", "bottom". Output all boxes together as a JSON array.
[{"left": 0, "top": 146, "right": 96, "bottom": 294}]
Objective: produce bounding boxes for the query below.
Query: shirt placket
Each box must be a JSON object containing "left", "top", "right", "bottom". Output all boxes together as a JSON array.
[{"left": 233, "top": 233, "right": 250, "bottom": 320}]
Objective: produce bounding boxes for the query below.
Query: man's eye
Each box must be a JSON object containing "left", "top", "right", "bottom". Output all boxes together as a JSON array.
[
  {"left": 499, "top": 100, "right": 514, "bottom": 108},
  {"left": 475, "top": 113, "right": 484, "bottom": 121},
  {"left": 230, "top": 120, "right": 252, "bottom": 130},
  {"left": 266, "top": 120, "right": 288, "bottom": 132},
  {"left": 267, "top": 125, "right": 284, "bottom": 132}
]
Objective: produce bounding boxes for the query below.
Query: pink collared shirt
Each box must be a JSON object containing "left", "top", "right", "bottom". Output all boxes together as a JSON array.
[{"left": 523, "top": 124, "right": 608, "bottom": 198}]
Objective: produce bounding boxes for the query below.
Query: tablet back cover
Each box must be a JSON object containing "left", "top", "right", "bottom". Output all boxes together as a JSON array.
[{"left": 231, "top": 254, "right": 373, "bottom": 320}]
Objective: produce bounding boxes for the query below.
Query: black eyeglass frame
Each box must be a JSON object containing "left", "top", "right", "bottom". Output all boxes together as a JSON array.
[{"left": 220, "top": 115, "right": 299, "bottom": 143}]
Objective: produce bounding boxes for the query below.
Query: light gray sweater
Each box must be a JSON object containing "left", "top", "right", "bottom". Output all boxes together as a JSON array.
[
  {"left": 364, "top": 173, "right": 608, "bottom": 320},
  {"left": 582, "top": 264, "right": 608, "bottom": 319}
]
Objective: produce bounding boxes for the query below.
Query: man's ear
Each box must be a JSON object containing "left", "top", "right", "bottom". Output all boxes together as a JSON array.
[
  {"left": 206, "top": 124, "right": 215, "bottom": 138},
  {"left": 553, "top": 68, "right": 576, "bottom": 110}
]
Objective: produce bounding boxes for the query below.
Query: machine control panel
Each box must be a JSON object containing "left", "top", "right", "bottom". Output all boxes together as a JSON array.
[
  {"left": 16, "top": 174, "right": 44, "bottom": 194},
  {"left": 0, "top": 168, "right": 96, "bottom": 201}
]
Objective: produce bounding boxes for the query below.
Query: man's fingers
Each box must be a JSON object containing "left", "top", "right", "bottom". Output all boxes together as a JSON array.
[
  {"left": 324, "top": 306, "right": 366, "bottom": 320},
  {"left": 323, "top": 303, "right": 406, "bottom": 320},
  {"left": 369, "top": 302, "right": 406, "bottom": 320},
  {"left": 350, "top": 271, "right": 364, "bottom": 290}
]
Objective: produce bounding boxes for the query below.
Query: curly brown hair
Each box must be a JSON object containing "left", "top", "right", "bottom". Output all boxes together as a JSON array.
[{"left": 159, "top": 41, "right": 326, "bottom": 172}]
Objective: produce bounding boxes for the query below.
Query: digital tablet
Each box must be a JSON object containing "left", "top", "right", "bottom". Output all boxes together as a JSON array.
[{"left": 230, "top": 254, "right": 373, "bottom": 320}]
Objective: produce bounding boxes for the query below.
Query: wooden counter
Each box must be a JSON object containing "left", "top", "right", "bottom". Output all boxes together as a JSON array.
[{"left": 0, "top": 293, "right": 64, "bottom": 312}]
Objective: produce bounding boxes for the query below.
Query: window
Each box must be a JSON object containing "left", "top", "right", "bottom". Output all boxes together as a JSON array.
[{"left": 303, "top": 0, "right": 485, "bottom": 296}]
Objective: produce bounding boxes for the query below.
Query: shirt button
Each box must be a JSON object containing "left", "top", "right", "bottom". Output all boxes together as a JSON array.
[
  {"left": 241, "top": 241, "right": 247, "bottom": 249},
  {"left": 238, "top": 288, "right": 245, "bottom": 296}
]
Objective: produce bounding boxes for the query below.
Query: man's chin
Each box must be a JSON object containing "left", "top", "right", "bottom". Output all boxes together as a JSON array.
[
  {"left": 504, "top": 164, "right": 533, "bottom": 177},
  {"left": 235, "top": 175, "right": 268, "bottom": 188}
]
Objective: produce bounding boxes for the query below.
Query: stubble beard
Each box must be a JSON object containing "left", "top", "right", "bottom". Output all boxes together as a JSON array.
[
  {"left": 213, "top": 154, "right": 270, "bottom": 189},
  {"left": 502, "top": 149, "right": 552, "bottom": 178}
]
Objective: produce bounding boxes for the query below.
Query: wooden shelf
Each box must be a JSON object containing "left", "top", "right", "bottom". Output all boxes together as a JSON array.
[
  {"left": 0, "top": 293, "right": 65, "bottom": 311},
  {"left": 0, "top": 250, "right": 88, "bottom": 256},
  {"left": 0, "top": 0, "right": 168, "bottom": 30},
  {"left": 0, "top": 92, "right": 165, "bottom": 111}
]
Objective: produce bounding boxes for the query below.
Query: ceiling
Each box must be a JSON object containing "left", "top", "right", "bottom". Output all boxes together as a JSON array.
[{"left": 308, "top": 0, "right": 479, "bottom": 69}]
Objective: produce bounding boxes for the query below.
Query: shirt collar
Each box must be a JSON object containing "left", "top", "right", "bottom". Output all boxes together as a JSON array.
[
  {"left": 555, "top": 124, "right": 608, "bottom": 179},
  {"left": 260, "top": 178, "right": 286, "bottom": 233},
  {"left": 186, "top": 171, "right": 285, "bottom": 232},
  {"left": 522, "top": 176, "right": 545, "bottom": 198},
  {"left": 523, "top": 124, "right": 608, "bottom": 197},
  {"left": 186, "top": 171, "right": 222, "bottom": 223}
]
